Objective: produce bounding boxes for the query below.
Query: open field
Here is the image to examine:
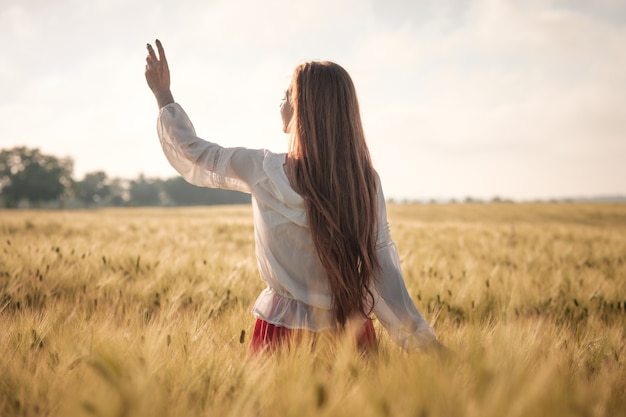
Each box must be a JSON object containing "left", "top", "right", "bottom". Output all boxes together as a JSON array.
[{"left": 1, "top": 203, "right": 625, "bottom": 416}]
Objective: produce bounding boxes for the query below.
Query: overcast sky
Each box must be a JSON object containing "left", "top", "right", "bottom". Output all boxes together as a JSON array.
[{"left": 1, "top": 0, "right": 625, "bottom": 201}]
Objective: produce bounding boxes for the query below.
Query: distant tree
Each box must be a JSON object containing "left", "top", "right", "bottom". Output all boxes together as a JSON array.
[
  {"left": 0, "top": 147, "right": 73, "bottom": 208},
  {"left": 129, "top": 174, "right": 161, "bottom": 206},
  {"left": 162, "top": 176, "right": 250, "bottom": 206},
  {"left": 107, "top": 177, "right": 130, "bottom": 206},
  {"left": 464, "top": 196, "right": 483, "bottom": 204},
  {"left": 75, "top": 171, "right": 110, "bottom": 207},
  {"left": 490, "top": 195, "right": 514, "bottom": 204}
]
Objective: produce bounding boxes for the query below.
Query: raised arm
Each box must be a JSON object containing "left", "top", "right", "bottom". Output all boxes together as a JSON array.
[
  {"left": 145, "top": 39, "right": 175, "bottom": 109},
  {"left": 144, "top": 39, "right": 264, "bottom": 193}
]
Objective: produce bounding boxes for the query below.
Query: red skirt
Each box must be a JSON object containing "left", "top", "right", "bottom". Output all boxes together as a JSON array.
[{"left": 249, "top": 318, "right": 377, "bottom": 354}]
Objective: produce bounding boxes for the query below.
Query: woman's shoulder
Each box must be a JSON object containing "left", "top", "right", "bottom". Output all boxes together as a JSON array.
[
  {"left": 230, "top": 148, "right": 284, "bottom": 170},
  {"left": 262, "top": 150, "right": 287, "bottom": 168},
  {"left": 234, "top": 148, "right": 288, "bottom": 187}
]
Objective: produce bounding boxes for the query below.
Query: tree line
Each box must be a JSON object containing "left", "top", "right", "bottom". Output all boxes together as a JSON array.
[{"left": 0, "top": 146, "right": 250, "bottom": 208}]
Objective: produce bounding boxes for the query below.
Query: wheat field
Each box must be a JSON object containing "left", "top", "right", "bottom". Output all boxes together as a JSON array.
[{"left": 1, "top": 204, "right": 625, "bottom": 416}]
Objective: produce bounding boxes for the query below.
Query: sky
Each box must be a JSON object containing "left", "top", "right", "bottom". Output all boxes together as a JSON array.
[{"left": 1, "top": 0, "right": 625, "bottom": 201}]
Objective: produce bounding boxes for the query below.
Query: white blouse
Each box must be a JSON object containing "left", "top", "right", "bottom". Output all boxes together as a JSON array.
[{"left": 157, "top": 103, "right": 436, "bottom": 350}]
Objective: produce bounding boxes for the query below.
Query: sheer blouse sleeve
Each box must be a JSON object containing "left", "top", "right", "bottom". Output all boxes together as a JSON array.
[
  {"left": 371, "top": 177, "right": 437, "bottom": 351},
  {"left": 157, "top": 103, "right": 264, "bottom": 193}
]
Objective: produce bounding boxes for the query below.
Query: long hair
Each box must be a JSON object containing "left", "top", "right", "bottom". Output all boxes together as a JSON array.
[{"left": 287, "top": 61, "right": 379, "bottom": 327}]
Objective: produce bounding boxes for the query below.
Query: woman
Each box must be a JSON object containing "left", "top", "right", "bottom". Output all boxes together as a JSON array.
[{"left": 145, "top": 39, "right": 447, "bottom": 355}]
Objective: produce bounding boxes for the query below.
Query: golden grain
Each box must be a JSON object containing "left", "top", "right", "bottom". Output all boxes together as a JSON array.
[{"left": 0, "top": 204, "right": 624, "bottom": 416}]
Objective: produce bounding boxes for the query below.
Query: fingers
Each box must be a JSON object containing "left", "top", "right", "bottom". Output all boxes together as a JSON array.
[
  {"left": 156, "top": 39, "right": 167, "bottom": 64},
  {"left": 146, "top": 39, "right": 166, "bottom": 64},
  {"left": 145, "top": 43, "right": 159, "bottom": 75},
  {"left": 146, "top": 43, "right": 158, "bottom": 63}
]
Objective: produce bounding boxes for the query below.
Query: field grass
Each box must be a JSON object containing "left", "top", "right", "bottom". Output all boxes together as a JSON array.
[{"left": 1, "top": 203, "right": 625, "bottom": 416}]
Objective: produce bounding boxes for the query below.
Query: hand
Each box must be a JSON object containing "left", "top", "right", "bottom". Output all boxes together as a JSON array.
[{"left": 145, "top": 39, "right": 174, "bottom": 108}]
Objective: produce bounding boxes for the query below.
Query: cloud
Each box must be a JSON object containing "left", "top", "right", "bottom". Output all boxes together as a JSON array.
[
  {"left": 348, "top": 0, "right": 626, "bottom": 199},
  {"left": 0, "top": 0, "right": 624, "bottom": 198}
]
